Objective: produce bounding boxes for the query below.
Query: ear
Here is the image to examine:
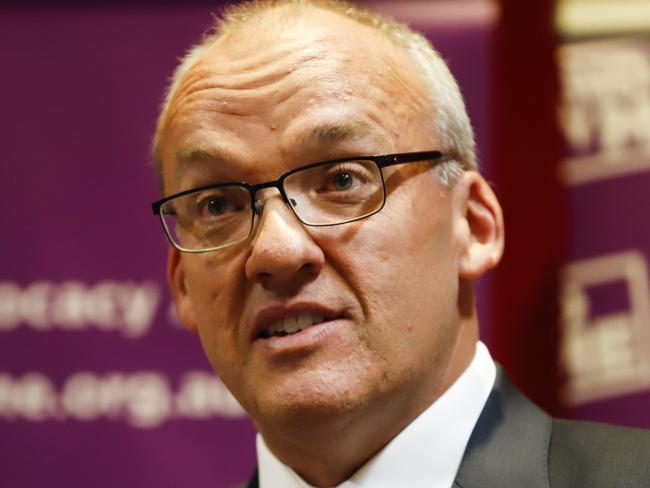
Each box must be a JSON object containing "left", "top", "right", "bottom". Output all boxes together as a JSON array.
[
  {"left": 167, "top": 248, "right": 198, "bottom": 333},
  {"left": 452, "top": 171, "right": 504, "bottom": 280}
]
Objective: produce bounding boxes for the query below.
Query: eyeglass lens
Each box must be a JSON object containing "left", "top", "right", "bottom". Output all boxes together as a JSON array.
[{"left": 160, "top": 159, "right": 385, "bottom": 251}]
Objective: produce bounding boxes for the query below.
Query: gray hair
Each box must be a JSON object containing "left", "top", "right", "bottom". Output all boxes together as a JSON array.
[{"left": 153, "top": 0, "right": 477, "bottom": 188}]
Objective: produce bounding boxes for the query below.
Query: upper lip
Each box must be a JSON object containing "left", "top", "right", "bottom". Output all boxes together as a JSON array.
[{"left": 250, "top": 302, "right": 345, "bottom": 340}]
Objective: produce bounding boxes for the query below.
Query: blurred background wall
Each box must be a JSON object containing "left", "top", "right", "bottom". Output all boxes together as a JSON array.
[{"left": 1, "top": 0, "right": 649, "bottom": 486}]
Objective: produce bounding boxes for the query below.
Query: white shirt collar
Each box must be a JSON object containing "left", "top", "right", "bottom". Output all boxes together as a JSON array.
[{"left": 257, "top": 341, "right": 496, "bottom": 488}]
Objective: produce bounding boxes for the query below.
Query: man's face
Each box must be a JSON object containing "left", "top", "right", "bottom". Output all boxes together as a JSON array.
[{"left": 160, "top": 9, "right": 471, "bottom": 432}]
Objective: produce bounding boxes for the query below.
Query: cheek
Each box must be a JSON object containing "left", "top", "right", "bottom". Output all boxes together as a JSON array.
[
  {"left": 330, "top": 192, "right": 459, "bottom": 349},
  {"left": 183, "top": 254, "right": 249, "bottom": 371},
  {"left": 358, "top": 192, "right": 456, "bottom": 287}
]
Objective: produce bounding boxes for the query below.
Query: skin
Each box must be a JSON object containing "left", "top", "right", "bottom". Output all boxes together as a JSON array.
[{"left": 159, "top": 6, "right": 504, "bottom": 487}]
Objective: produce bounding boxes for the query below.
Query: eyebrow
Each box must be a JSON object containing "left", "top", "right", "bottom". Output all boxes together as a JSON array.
[
  {"left": 168, "top": 146, "right": 238, "bottom": 194},
  {"left": 173, "top": 120, "right": 378, "bottom": 182},
  {"left": 293, "top": 120, "right": 374, "bottom": 149},
  {"left": 175, "top": 146, "right": 234, "bottom": 170}
]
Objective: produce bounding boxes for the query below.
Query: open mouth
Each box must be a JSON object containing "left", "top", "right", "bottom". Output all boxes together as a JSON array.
[{"left": 257, "top": 313, "right": 338, "bottom": 339}]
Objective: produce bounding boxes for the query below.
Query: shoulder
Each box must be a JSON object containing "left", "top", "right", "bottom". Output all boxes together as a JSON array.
[
  {"left": 549, "top": 418, "right": 650, "bottom": 488},
  {"left": 458, "top": 365, "right": 650, "bottom": 488}
]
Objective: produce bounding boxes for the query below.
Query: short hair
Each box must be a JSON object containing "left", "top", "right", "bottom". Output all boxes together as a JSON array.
[{"left": 153, "top": 0, "right": 477, "bottom": 189}]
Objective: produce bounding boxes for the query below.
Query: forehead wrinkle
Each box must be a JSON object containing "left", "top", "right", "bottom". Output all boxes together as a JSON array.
[
  {"left": 167, "top": 50, "right": 345, "bottom": 126},
  {"left": 193, "top": 44, "right": 329, "bottom": 91},
  {"left": 168, "top": 32, "right": 342, "bottom": 113}
]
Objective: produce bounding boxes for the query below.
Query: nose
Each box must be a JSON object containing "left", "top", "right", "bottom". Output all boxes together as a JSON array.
[{"left": 245, "top": 194, "right": 325, "bottom": 293}]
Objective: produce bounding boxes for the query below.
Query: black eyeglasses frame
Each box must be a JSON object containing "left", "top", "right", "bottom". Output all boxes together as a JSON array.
[{"left": 151, "top": 150, "right": 446, "bottom": 252}]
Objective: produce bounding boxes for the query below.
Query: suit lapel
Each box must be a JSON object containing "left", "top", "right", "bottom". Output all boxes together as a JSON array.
[{"left": 453, "top": 366, "right": 552, "bottom": 488}]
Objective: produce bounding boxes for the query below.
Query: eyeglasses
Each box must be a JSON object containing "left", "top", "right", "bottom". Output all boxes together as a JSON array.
[{"left": 151, "top": 150, "right": 446, "bottom": 253}]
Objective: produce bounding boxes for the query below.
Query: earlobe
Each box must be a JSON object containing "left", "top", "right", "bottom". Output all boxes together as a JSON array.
[
  {"left": 167, "top": 249, "right": 198, "bottom": 333},
  {"left": 454, "top": 172, "right": 505, "bottom": 280}
]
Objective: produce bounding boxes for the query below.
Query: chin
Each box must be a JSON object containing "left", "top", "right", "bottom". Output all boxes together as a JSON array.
[{"left": 248, "top": 372, "right": 386, "bottom": 431}]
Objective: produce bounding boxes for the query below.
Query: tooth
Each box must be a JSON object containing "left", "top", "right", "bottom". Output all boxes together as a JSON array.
[
  {"left": 264, "top": 313, "right": 329, "bottom": 337},
  {"left": 297, "top": 314, "right": 312, "bottom": 331},
  {"left": 283, "top": 317, "right": 298, "bottom": 334}
]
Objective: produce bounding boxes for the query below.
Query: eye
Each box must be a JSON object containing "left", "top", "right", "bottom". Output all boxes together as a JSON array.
[
  {"left": 320, "top": 163, "right": 370, "bottom": 193},
  {"left": 332, "top": 171, "right": 354, "bottom": 191},
  {"left": 206, "top": 196, "right": 229, "bottom": 215},
  {"left": 193, "top": 188, "right": 248, "bottom": 219}
]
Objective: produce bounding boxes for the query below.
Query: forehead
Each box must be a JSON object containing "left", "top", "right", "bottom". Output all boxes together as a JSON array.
[
  {"left": 158, "top": 7, "right": 432, "bottom": 188},
  {"left": 203, "top": 6, "right": 418, "bottom": 82}
]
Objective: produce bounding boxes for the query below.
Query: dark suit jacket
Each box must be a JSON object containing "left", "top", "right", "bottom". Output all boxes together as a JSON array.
[
  {"left": 454, "top": 367, "right": 650, "bottom": 487},
  {"left": 244, "top": 367, "right": 650, "bottom": 487}
]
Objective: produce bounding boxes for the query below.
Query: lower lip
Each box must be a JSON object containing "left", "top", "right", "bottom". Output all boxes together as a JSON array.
[{"left": 253, "top": 318, "right": 346, "bottom": 354}]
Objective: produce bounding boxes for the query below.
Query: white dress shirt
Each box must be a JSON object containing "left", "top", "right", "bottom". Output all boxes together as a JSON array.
[{"left": 257, "top": 341, "right": 496, "bottom": 488}]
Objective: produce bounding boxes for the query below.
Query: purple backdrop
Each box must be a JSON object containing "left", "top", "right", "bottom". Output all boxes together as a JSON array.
[
  {"left": 557, "top": 36, "right": 650, "bottom": 427},
  {"left": 0, "top": 3, "right": 496, "bottom": 487}
]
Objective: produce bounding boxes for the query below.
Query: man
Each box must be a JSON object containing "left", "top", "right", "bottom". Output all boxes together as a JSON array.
[{"left": 150, "top": 1, "right": 650, "bottom": 486}]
